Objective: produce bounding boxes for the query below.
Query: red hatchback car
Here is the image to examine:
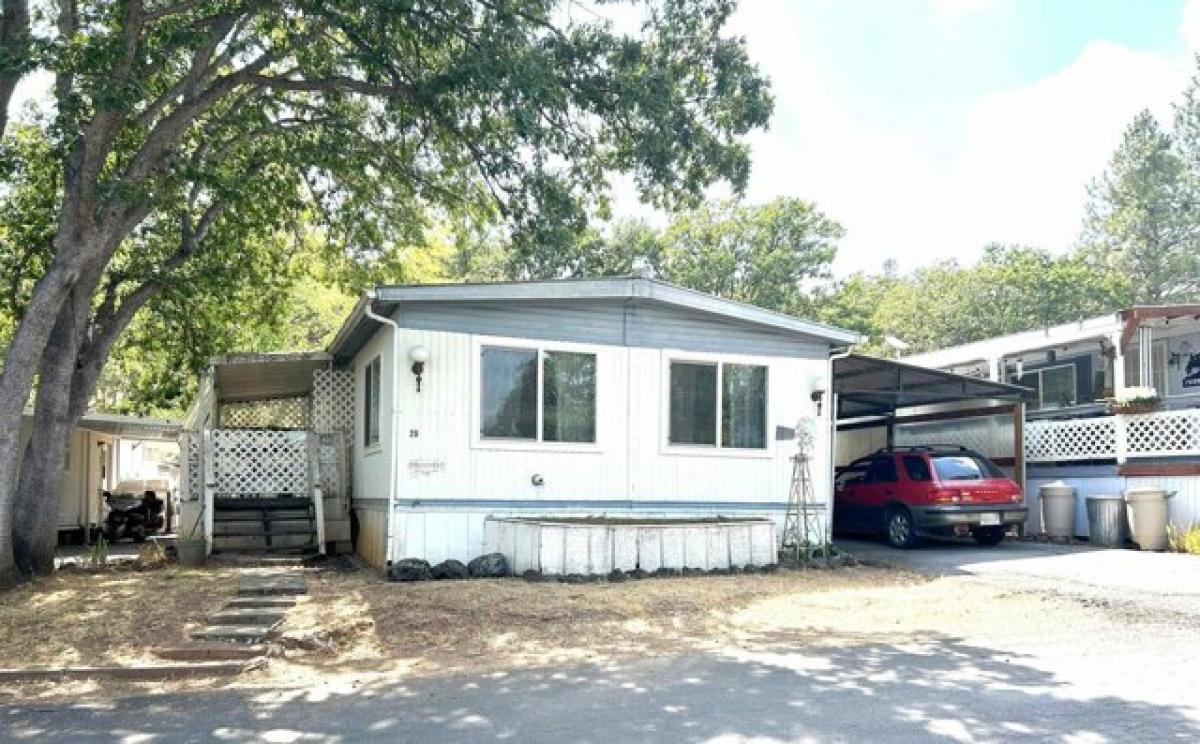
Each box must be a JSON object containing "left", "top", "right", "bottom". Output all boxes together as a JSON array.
[{"left": 834, "top": 446, "right": 1028, "bottom": 548}]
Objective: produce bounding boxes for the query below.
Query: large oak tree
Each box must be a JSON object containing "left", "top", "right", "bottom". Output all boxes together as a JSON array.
[{"left": 0, "top": 0, "right": 772, "bottom": 585}]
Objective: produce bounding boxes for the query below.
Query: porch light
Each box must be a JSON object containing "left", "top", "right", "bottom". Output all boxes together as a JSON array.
[
  {"left": 810, "top": 374, "right": 828, "bottom": 416},
  {"left": 409, "top": 345, "right": 429, "bottom": 392}
]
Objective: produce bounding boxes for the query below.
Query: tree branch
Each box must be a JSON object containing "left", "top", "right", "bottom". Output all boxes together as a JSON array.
[{"left": 0, "top": 0, "right": 30, "bottom": 140}]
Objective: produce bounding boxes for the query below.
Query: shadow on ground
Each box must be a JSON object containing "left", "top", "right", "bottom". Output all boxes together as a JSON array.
[{"left": 5, "top": 631, "right": 1197, "bottom": 742}]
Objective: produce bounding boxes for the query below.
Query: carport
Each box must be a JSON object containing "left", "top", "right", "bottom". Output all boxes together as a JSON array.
[{"left": 832, "top": 354, "right": 1035, "bottom": 487}]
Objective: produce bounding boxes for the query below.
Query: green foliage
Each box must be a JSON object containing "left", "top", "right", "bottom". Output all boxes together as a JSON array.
[
  {"left": 1083, "top": 110, "right": 1197, "bottom": 304},
  {"left": 562, "top": 197, "right": 842, "bottom": 316},
  {"left": 1, "top": 0, "right": 773, "bottom": 418},
  {"left": 1167, "top": 523, "right": 1200, "bottom": 555},
  {"left": 820, "top": 245, "right": 1131, "bottom": 354}
]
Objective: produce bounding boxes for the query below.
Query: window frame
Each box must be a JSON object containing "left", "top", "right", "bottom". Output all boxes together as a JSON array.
[
  {"left": 1010, "top": 362, "right": 1078, "bottom": 411},
  {"left": 363, "top": 354, "right": 382, "bottom": 451},
  {"left": 471, "top": 336, "right": 602, "bottom": 454},
  {"left": 661, "top": 350, "right": 773, "bottom": 459}
]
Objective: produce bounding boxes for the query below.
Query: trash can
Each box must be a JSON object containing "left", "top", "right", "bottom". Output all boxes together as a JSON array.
[
  {"left": 1085, "top": 495, "right": 1129, "bottom": 547},
  {"left": 1039, "top": 481, "right": 1077, "bottom": 537},
  {"left": 1125, "top": 486, "right": 1173, "bottom": 551}
]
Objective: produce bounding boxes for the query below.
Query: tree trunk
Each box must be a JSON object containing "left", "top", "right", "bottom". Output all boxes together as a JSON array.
[
  {"left": 12, "top": 293, "right": 90, "bottom": 576},
  {"left": 0, "top": 256, "right": 84, "bottom": 588}
]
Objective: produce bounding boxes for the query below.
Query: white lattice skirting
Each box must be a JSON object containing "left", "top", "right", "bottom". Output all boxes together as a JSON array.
[{"left": 1026, "top": 409, "right": 1200, "bottom": 462}]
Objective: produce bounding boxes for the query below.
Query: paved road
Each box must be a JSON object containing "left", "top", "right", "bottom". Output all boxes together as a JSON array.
[
  {"left": 837, "top": 536, "right": 1200, "bottom": 610},
  {"left": 5, "top": 645, "right": 1200, "bottom": 743}
]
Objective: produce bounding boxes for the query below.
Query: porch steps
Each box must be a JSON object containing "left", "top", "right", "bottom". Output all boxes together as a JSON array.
[
  {"left": 212, "top": 497, "right": 318, "bottom": 555},
  {"left": 189, "top": 570, "right": 307, "bottom": 646}
]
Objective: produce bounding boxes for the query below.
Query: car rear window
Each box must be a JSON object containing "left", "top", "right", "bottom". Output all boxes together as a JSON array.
[{"left": 931, "top": 454, "right": 1004, "bottom": 481}]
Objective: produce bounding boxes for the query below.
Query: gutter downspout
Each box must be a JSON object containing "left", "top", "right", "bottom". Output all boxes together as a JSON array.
[
  {"left": 363, "top": 290, "right": 402, "bottom": 569},
  {"left": 825, "top": 347, "right": 854, "bottom": 550}
]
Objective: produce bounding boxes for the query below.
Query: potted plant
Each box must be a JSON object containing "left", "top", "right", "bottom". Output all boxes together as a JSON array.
[
  {"left": 1109, "top": 387, "right": 1162, "bottom": 415},
  {"left": 177, "top": 498, "right": 208, "bottom": 567}
]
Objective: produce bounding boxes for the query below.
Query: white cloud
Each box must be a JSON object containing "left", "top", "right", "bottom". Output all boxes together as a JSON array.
[
  {"left": 711, "top": 0, "right": 1193, "bottom": 276},
  {"left": 1183, "top": 0, "right": 1200, "bottom": 51}
]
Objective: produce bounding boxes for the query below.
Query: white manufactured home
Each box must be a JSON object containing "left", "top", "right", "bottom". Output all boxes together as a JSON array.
[
  {"left": 902, "top": 305, "right": 1200, "bottom": 535},
  {"left": 180, "top": 278, "right": 861, "bottom": 570}
]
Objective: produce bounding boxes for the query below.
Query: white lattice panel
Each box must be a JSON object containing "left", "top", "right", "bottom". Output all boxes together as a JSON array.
[
  {"left": 209, "top": 429, "right": 310, "bottom": 497},
  {"left": 179, "top": 431, "right": 203, "bottom": 500},
  {"left": 312, "top": 369, "right": 354, "bottom": 434},
  {"left": 220, "top": 397, "right": 310, "bottom": 430},
  {"left": 1025, "top": 417, "right": 1118, "bottom": 462},
  {"left": 316, "top": 432, "right": 346, "bottom": 499},
  {"left": 1125, "top": 409, "right": 1200, "bottom": 457}
]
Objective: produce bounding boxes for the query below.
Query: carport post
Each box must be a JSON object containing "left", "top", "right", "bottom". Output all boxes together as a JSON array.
[
  {"left": 1012, "top": 401, "right": 1026, "bottom": 534},
  {"left": 885, "top": 414, "right": 896, "bottom": 450}
]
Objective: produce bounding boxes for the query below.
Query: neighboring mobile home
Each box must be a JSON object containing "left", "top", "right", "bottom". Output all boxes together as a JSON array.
[
  {"left": 902, "top": 305, "right": 1200, "bottom": 535},
  {"left": 18, "top": 411, "right": 181, "bottom": 544},
  {"left": 180, "top": 278, "right": 861, "bottom": 569}
]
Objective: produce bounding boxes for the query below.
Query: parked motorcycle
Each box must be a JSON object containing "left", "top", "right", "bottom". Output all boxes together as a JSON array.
[{"left": 103, "top": 490, "right": 165, "bottom": 543}]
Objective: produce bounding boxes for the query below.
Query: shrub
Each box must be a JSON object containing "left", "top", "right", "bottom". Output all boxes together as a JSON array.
[{"left": 1167, "top": 523, "right": 1200, "bottom": 555}]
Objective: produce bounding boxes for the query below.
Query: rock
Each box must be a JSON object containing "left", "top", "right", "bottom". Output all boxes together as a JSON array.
[
  {"left": 563, "top": 573, "right": 587, "bottom": 584},
  {"left": 521, "top": 569, "right": 545, "bottom": 582},
  {"left": 468, "top": 552, "right": 509, "bottom": 578},
  {"left": 607, "top": 569, "right": 627, "bottom": 583},
  {"left": 431, "top": 559, "right": 470, "bottom": 580},
  {"left": 387, "top": 558, "right": 432, "bottom": 582},
  {"left": 628, "top": 568, "right": 649, "bottom": 580}
]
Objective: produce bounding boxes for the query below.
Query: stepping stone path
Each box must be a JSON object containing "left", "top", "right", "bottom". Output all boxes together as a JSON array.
[{"left": 190, "top": 569, "right": 307, "bottom": 645}]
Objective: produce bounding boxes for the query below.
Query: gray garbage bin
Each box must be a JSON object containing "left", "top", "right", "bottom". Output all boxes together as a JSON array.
[
  {"left": 1085, "top": 495, "right": 1128, "bottom": 547},
  {"left": 1039, "top": 481, "right": 1077, "bottom": 537},
  {"left": 1125, "top": 486, "right": 1174, "bottom": 551}
]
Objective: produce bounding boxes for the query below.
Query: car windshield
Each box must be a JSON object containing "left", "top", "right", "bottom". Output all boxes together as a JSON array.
[{"left": 931, "top": 454, "right": 1003, "bottom": 481}]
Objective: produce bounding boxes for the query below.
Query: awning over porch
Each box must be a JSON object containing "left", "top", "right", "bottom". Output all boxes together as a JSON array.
[
  {"left": 210, "top": 352, "right": 334, "bottom": 403},
  {"left": 834, "top": 354, "right": 1034, "bottom": 420}
]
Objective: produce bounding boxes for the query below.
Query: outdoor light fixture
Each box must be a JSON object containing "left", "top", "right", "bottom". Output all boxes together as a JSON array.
[
  {"left": 409, "top": 344, "right": 429, "bottom": 392},
  {"left": 810, "top": 375, "right": 828, "bottom": 416}
]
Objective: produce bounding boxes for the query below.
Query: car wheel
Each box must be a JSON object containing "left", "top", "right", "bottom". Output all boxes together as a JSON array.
[
  {"left": 885, "top": 507, "right": 918, "bottom": 549},
  {"left": 972, "top": 526, "right": 1006, "bottom": 546}
]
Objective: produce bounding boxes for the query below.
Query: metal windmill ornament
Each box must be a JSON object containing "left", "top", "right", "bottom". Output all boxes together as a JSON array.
[{"left": 782, "top": 417, "right": 826, "bottom": 566}]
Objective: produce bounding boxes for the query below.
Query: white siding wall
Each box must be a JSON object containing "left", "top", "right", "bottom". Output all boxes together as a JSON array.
[
  {"left": 351, "top": 325, "right": 395, "bottom": 503},
  {"left": 1026, "top": 472, "right": 1200, "bottom": 537},
  {"left": 369, "top": 328, "right": 830, "bottom": 563}
]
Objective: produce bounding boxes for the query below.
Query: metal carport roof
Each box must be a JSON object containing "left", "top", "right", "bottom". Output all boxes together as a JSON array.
[{"left": 834, "top": 354, "right": 1034, "bottom": 420}]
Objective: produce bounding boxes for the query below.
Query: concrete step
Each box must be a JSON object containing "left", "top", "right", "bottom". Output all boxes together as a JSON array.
[
  {"left": 191, "top": 626, "right": 275, "bottom": 644},
  {"left": 214, "top": 510, "right": 312, "bottom": 523},
  {"left": 215, "top": 497, "right": 312, "bottom": 511},
  {"left": 238, "top": 574, "right": 307, "bottom": 596},
  {"left": 213, "top": 522, "right": 315, "bottom": 538},
  {"left": 213, "top": 534, "right": 316, "bottom": 552},
  {"left": 226, "top": 596, "right": 296, "bottom": 610},
  {"left": 153, "top": 644, "right": 266, "bottom": 662},
  {"left": 210, "top": 608, "right": 287, "bottom": 626}
]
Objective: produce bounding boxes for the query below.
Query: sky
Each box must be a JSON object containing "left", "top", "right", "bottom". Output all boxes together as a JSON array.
[
  {"left": 609, "top": 0, "right": 1200, "bottom": 275},
  {"left": 9, "top": 1, "right": 1200, "bottom": 277}
]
